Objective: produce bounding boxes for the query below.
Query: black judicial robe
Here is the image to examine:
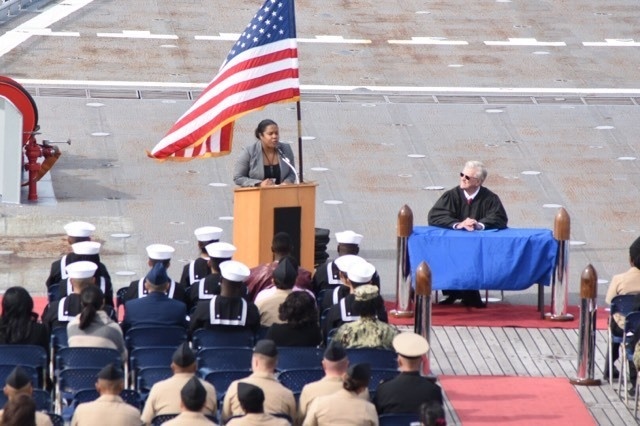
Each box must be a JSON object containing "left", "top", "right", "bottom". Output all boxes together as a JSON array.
[{"left": 427, "top": 186, "right": 508, "bottom": 230}]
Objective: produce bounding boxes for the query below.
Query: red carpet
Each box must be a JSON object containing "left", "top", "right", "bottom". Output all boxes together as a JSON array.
[
  {"left": 386, "top": 301, "right": 608, "bottom": 330},
  {"left": 439, "top": 375, "right": 596, "bottom": 426}
]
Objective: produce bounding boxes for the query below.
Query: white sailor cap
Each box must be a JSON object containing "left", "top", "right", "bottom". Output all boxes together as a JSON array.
[
  {"left": 347, "top": 261, "right": 376, "bottom": 284},
  {"left": 64, "top": 221, "right": 96, "bottom": 238},
  {"left": 146, "top": 244, "right": 175, "bottom": 260},
  {"left": 335, "top": 230, "right": 363, "bottom": 245},
  {"left": 71, "top": 241, "right": 101, "bottom": 255},
  {"left": 219, "top": 260, "right": 250, "bottom": 282},
  {"left": 65, "top": 261, "right": 98, "bottom": 279},
  {"left": 205, "top": 242, "right": 236, "bottom": 259},
  {"left": 194, "top": 226, "right": 223, "bottom": 242},
  {"left": 333, "top": 254, "right": 365, "bottom": 273}
]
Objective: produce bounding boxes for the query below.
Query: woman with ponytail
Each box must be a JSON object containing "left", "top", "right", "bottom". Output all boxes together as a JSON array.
[{"left": 67, "top": 286, "right": 127, "bottom": 359}]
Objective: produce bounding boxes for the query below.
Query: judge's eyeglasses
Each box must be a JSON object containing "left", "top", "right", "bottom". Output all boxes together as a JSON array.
[{"left": 459, "top": 172, "right": 476, "bottom": 181}]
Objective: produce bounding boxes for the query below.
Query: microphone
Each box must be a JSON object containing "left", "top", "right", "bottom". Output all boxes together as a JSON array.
[{"left": 276, "top": 145, "right": 300, "bottom": 184}]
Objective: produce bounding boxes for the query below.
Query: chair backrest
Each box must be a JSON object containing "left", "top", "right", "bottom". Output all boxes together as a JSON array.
[
  {"left": 116, "top": 287, "right": 128, "bottom": 309},
  {"left": 0, "top": 345, "right": 48, "bottom": 388},
  {"left": 277, "top": 347, "right": 324, "bottom": 370},
  {"left": 32, "top": 389, "right": 52, "bottom": 412},
  {"left": 277, "top": 368, "right": 324, "bottom": 393},
  {"left": 71, "top": 388, "right": 100, "bottom": 408},
  {"left": 610, "top": 294, "right": 639, "bottom": 317},
  {"left": 50, "top": 327, "right": 69, "bottom": 351},
  {"left": 378, "top": 413, "right": 421, "bottom": 426},
  {"left": 201, "top": 370, "right": 249, "bottom": 397},
  {"left": 56, "top": 347, "right": 122, "bottom": 371},
  {"left": 192, "top": 328, "right": 255, "bottom": 350},
  {"left": 346, "top": 348, "right": 397, "bottom": 370},
  {"left": 48, "top": 284, "right": 60, "bottom": 303},
  {"left": 125, "top": 326, "right": 187, "bottom": 350},
  {"left": 130, "top": 346, "right": 177, "bottom": 371},
  {"left": 136, "top": 367, "right": 173, "bottom": 393},
  {"left": 151, "top": 414, "right": 178, "bottom": 425},
  {"left": 197, "top": 347, "right": 253, "bottom": 371},
  {"left": 623, "top": 311, "right": 640, "bottom": 356},
  {"left": 57, "top": 367, "right": 102, "bottom": 400},
  {"left": 369, "top": 368, "right": 400, "bottom": 392},
  {"left": 119, "top": 389, "right": 143, "bottom": 410},
  {"left": 48, "top": 413, "right": 65, "bottom": 426}
]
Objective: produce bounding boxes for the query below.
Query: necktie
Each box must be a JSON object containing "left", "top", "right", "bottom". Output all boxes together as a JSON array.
[{"left": 467, "top": 198, "right": 472, "bottom": 205}]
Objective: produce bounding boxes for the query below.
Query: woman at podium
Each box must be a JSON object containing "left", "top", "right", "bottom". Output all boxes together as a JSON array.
[{"left": 233, "top": 119, "right": 296, "bottom": 187}]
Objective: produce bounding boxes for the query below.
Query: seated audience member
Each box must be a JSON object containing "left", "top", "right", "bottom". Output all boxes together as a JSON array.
[
  {"left": 226, "top": 383, "right": 290, "bottom": 426},
  {"left": 322, "top": 262, "right": 387, "bottom": 339},
  {"left": 245, "top": 232, "right": 312, "bottom": 300},
  {"left": 255, "top": 257, "right": 298, "bottom": 327},
  {"left": 0, "top": 287, "right": 48, "bottom": 353},
  {"left": 124, "top": 244, "right": 187, "bottom": 304},
  {"left": 302, "top": 363, "right": 377, "bottom": 426},
  {"left": 67, "top": 286, "right": 127, "bottom": 360},
  {"left": 43, "top": 261, "right": 117, "bottom": 331},
  {"left": 298, "top": 341, "right": 368, "bottom": 423},
  {"left": 45, "top": 220, "right": 95, "bottom": 290},
  {"left": 603, "top": 235, "right": 640, "bottom": 384},
  {"left": 221, "top": 340, "right": 296, "bottom": 423},
  {"left": 0, "top": 367, "right": 52, "bottom": 426},
  {"left": 320, "top": 255, "right": 366, "bottom": 312},
  {"left": 189, "top": 260, "right": 260, "bottom": 335},
  {"left": 57, "top": 241, "right": 114, "bottom": 307},
  {"left": 420, "top": 401, "right": 447, "bottom": 426},
  {"left": 188, "top": 242, "right": 239, "bottom": 308},
  {"left": 2, "top": 393, "right": 39, "bottom": 426},
  {"left": 71, "top": 364, "right": 142, "bottom": 426},
  {"left": 179, "top": 226, "right": 223, "bottom": 288},
  {"left": 121, "top": 263, "right": 187, "bottom": 333},
  {"left": 312, "top": 230, "right": 364, "bottom": 292},
  {"left": 266, "top": 291, "right": 322, "bottom": 347},
  {"left": 162, "top": 377, "right": 217, "bottom": 426},
  {"left": 141, "top": 343, "right": 217, "bottom": 424},
  {"left": 332, "top": 284, "right": 398, "bottom": 350},
  {"left": 374, "top": 332, "right": 443, "bottom": 415}
]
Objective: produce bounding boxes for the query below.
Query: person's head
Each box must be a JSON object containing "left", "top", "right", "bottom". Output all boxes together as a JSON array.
[
  {"left": 335, "top": 230, "right": 363, "bottom": 256},
  {"left": 194, "top": 226, "right": 223, "bottom": 254},
  {"left": 66, "top": 261, "right": 98, "bottom": 293},
  {"left": 420, "top": 401, "right": 447, "bottom": 426},
  {"left": 333, "top": 255, "right": 366, "bottom": 288},
  {"left": 459, "top": 160, "right": 487, "bottom": 194},
  {"left": 219, "top": 260, "right": 250, "bottom": 297},
  {"left": 237, "top": 382, "right": 265, "bottom": 414},
  {"left": 322, "top": 340, "right": 349, "bottom": 377},
  {"left": 78, "top": 285, "right": 105, "bottom": 330},
  {"left": 252, "top": 340, "right": 278, "bottom": 373},
  {"left": 71, "top": 241, "right": 102, "bottom": 265},
  {"left": 346, "top": 261, "right": 376, "bottom": 289},
  {"left": 145, "top": 243, "right": 174, "bottom": 269},
  {"left": 271, "top": 232, "right": 293, "bottom": 259},
  {"left": 393, "top": 332, "right": 430, "bottom": 373},
  {"left": 343, "top": 363, "right": 370, "bottom": 394},
  {"left": 171, "top": 342, "right": 197, "bottom": 374},
  {"left": 63, "top": 221, "right": 95, "bottom": 246},
  {"left": 1, "top": 287, "right": 34, "bottom": 322},
  {"left": 144, "top": 262, "right": 170, "bottom": 293},
  {"left": 629, "top": 236, "right": 640, "bottom": 269},
  {"left": 353, "top": 284, "right": 383, "bottom": 318},
  {"left": 95, "top": 364, "right": 125, "bottom": 396},
  {"left": 273, "top": 256, "right": 298, "bottom": 290},
  {"left": 255, "top": 119, "right": 279, "bottom": 150},
  {"left": 2, "top": 393, "right": 36, "bottom": 426},
  {"left": 3, "top": 366, "right": 33, "bottom": 400},
  {"left": 180, "top": 376, "right": 207, "bottom": 412},
  {"left": 205, "top": 242, "right": 237, "bottom": 273},
  {"left": 278, "top": 291, "right": 318, "bottom": 327}
]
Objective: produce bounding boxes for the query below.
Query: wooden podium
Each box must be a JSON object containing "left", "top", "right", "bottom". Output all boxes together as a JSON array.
[{"left": 232, "top": 182, "right": 317, "bottom": 271}]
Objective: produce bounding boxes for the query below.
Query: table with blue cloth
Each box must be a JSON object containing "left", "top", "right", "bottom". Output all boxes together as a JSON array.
[{"left": 408, "top": 226, "right": 558, "bottom": 310}]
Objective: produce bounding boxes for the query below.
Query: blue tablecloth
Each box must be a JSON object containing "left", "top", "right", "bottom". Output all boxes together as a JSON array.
[{"left": 408, "top": 226, "right": 558, "bottom": 291}]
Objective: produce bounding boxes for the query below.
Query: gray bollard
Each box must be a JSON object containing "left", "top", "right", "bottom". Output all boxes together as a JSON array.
[
  {"left": 414, "top": 261, "right": 432, "bottom": 376},
  {"left": 390, "top": 205, "right": 414, "bottom": 318},
  {"left": 546, "top": 207, "right": 574, "bottom": 321},
  {"left": 570, "top": 264, "right": 601, "bottom": 386}
]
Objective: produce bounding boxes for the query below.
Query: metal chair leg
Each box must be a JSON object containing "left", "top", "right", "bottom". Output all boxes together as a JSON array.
[{"left": 608, "top": 327, "right": 613, "bottom": 385}]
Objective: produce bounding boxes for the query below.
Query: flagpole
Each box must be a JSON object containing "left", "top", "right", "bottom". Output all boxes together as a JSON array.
[{"left": 290, "top": 0, "right": 304, "bottom": 183}]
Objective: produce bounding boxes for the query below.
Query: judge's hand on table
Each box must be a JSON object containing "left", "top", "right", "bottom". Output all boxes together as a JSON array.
[{"left": 454, "top": 218, "right": 482, "bottom": 231}]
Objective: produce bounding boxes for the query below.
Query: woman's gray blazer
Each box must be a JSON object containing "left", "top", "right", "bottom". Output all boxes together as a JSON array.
[{"left": 233, "top": 141, "right": 296, "bottom": 187}]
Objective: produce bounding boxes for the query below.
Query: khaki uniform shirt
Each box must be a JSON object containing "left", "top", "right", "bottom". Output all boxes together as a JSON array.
[
  {"left": 141, "top": 373, "right": 217, "bottom": 424},
  {"left": 163, "top": 411, "right": 217, "bottom": 426},
  {"left": 255, "top": 288, "right": 291, "bottom": 327},
  {"left": 222, "top": 372, "right": 296, "bottom": 423},
  {"left": 302, "top": 389, "right": 378, "bottom": 426},
  {"left": 0, "top": 410, "right": 52, "bottom": 426},
  {"left": 298, "top": 376, "right": 369, "bottom": 424},
  {"left": 71, "top": 394, "right": 142, "bottom": 426},
  {"left": 605, "top": 267, "right": 640, "bottom": 328},
  {"left": 332, "top": 317, "right": 399, "bottom": 350},
  {"left": 226, "top": 413, "right": 291, "bottom": 426}
]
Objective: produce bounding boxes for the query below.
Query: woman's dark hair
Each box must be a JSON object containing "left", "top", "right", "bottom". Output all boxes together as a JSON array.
[
  {"left": 2, "top": 393, "right": 36, "bottom": 426},
  {"left": 0, "top": 287, "right": 36, "bottom": 344},
  {"left": 354, "top": 294, "right": 384, "bottom": 318},
  {"left": 254, "top": 119, "right": 278, "bottom": 139},
  {"left": 79, "top": 286, "right": 104, "bottom": 330},
  {"left": 278, "top": 291, "right": 318, "bottom": 327},
  {"left": 343, "top": 371, "right": 370, "bottom": 393},
  {"left": 420, "top": 401, "right": 446, "bottom": 426}
]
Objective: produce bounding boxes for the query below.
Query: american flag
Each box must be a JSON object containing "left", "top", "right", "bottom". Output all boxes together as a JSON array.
[{"left": 148, "top": 0, "right": 300, "bottom": 160}]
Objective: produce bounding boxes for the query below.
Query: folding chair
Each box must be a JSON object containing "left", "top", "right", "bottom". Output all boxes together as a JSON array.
[
  {"left": 277, "top": 347, "right": 324, "bottom": 370},
  {"left": 200, "top": 370, "right": 249, "bottom": 406},
  {"left": 369, "top": 368, "right": 400, "bottom": 393},
  {"left": 197, "top": 347, "right": 253, "bottom": 372},
  {"left": 48, "top": 284, "right": 60, "bottom": 303},
  {"left": 277, "top": 368, "right": 324, "bottom": 393},
  {"left": 608, "top": 295, "right": 639, "bottom": 384},
  {"left": 346, "top": 348, "right": 397, "bottom": 370},
  {"left": 136, "top": 366, "right": 173, "bottom": 395},
  {"left": 33, "top": 389, "right": 53, "bottom": 412},
  {"left": 125, "top": 326, "right": 187, "bottom": 351},
  {"left": 620, "top": 311, "right": 640, "bottom": 405},
  {"left": 191, "top": 328, "right": 255, "bottom": 350},
  {"left": 56, "top": 367, "right": 102, "bottom": 412},
  {"left": 49, "top": 327, "right": 69, "bottom": 378},
  {"left": 56, "top": 347, "right": 122, "bottom": 371},
  {"left": 0, "top": 345, "right": 48, "bottom": 388},
  {"left": 378, "top": 413, "right": 420, "bottom": 426},
  {"left": 129, "top": 346, "right": 176, "bottom": 388}
]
